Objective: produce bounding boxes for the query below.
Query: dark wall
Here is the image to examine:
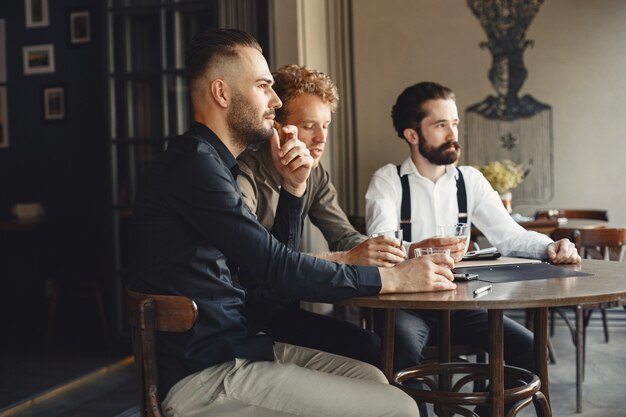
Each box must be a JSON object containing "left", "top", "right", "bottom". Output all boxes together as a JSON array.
[
  {"left": 0, "top": 0, "right": 106, "bottom": 260},
  {"left": 0, "top": 1, "right": 108, "bottom": 345}
]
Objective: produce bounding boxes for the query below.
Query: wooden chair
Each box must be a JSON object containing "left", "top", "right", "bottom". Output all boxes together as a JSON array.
[
  {"left": 549, "top": 227, "right": 626, "bottom": 413},
  {"left": 126, "top": 289, "right": 198, "bottom": 417},
  {"left": 535, "top": 209, "right": 608, "bottom": 222},
  {"left": 394, "top": 362, "right": 551, "bottom": 417}
]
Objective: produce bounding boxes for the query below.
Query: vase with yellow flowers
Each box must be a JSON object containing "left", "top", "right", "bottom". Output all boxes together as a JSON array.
[{"left": 475, "top": 160, "right": 525, "bottom": 213}]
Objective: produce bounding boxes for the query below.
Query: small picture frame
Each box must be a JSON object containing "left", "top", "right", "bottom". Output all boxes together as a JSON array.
[
  {"left": 43, "top": 86, "right": 65, "bottom": 121},
  {"left": 23, "top": 44, "right": 55, "bottom": 75},
  {"left": 69, "top": 11, "right": 91, "bottom": 45},
  {"left": 25, "top": 0, "right": 49, "bottom": 28}
]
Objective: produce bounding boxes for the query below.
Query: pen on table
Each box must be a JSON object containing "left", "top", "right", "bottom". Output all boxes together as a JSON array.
[{"left": 473, "top": 284, "right": 492, "bottom": 296}]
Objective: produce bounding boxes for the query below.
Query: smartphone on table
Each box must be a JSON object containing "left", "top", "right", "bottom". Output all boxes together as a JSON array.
[{"left": 453, "top": 273, "right": 479, "bottom": 281}]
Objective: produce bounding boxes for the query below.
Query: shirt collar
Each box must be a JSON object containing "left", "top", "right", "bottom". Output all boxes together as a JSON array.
[
  {"left": 399, "top": 156, "right": 458, "bottom": 181},
  {"left": 187, "top": 121, "right": 241, "bottom": 177}
]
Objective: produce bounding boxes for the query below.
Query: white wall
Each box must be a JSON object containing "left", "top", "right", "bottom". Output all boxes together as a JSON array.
[{"left": 351, "top": 0, "right": 626, "bottom": 226}]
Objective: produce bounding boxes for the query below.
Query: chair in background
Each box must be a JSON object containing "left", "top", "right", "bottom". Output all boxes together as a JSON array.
[
  {"left": 549, "top": 227, "right": 626, "bottom": 413},
  {"left": 126, "top": 289, "right": 198, "bottom": 417},
  {"left": 46, "top": 271, "right": 107, "bottom": 345},
  {"left": 535, "top": 209, "right": 608, "bottom": 222}
]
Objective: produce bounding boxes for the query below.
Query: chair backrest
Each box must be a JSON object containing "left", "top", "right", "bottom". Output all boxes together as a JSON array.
[
  {"left": 579, "top": 228, "right": 626, "bottom": 261},
  {"left": 126, "top": 289, "right": 198, "bottom": 417},
  {"left": 551, "top": 228, "right": 626, "bottom": 262},
  {"left": 535, "top": 209, "right": 608, "bottom": 222}
]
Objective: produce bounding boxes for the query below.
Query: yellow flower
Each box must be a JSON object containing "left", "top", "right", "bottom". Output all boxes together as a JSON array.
[{"left": 475, "top": 160, "right": 525, "bottom": 194}]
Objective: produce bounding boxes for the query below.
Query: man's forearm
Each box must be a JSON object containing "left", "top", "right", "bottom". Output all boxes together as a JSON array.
[
  {"left": 306, "top": 251, "right": 349, "bottom": 264},
  {"left": 271, "top": 188, "right": 306, "bottom": 250}
]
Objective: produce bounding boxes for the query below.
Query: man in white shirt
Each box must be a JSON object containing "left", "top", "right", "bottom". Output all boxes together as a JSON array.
[
  {"left": 365, "top": 81, "right": 580, "bottom": 415},
  {"left": 366, "top": 81, "right": 579, "bottom": 263}
]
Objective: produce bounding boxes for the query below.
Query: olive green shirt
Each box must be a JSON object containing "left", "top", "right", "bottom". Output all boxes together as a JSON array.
[{"left": 237, "top": 143, "right": 366, "bottom": 252}]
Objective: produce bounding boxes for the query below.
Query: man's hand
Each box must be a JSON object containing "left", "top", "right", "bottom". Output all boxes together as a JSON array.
[
  {"left": 408, "top": 237, "right": 466, "bottom": 261},
  {"left": 546, "top": 239, "right": 581, "bottom": 264},
  {"left": 342, "top": 236, "right": 407, "bottom": 267},
  {"left": 269, "top": 126, "right": 313, "bottom": 197},
  {"left": 379, "top": 254, "right": 456, "bottom": 293}
]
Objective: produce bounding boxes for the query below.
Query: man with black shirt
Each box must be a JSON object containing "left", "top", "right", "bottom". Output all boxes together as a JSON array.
[{"left": 130, "top": 29, "right": 456, "bottom": 417}]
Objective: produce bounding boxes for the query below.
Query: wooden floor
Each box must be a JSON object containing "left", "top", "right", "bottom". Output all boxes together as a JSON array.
[{"left": 1, "top": 308, "right": 624, "bottom": 417}]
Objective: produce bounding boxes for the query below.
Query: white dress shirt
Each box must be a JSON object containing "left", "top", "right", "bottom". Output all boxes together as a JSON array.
[{"left": 365, "top": 157, "right": 553, "bottom": 259}]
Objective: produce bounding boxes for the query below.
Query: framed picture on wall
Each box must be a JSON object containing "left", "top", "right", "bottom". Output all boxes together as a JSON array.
[
  {"left": 69, "top": 11, "right": 91, "bottom": 44},
  {"left": 23, "top": 44, "right": 55, "bottom": 75},
  {"left": 0, "top": 87, "right": 9, "bottom": 149},
  {"left": 43, "top": 86, "right": 65, "bottom": 121},
  {"left": 25, "top": 0, "right": 49, "bottom": 28}
]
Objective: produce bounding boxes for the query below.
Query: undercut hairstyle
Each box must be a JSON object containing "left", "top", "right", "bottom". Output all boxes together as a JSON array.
[
  {"left": 185, "top": 28, "right": 262, "bottom": 93},
  {"left": 391, "top": 82, "right": 455, "bottom": 140},
  {"left": 272, "top": 64, "right": 339, "bottom": 123}
]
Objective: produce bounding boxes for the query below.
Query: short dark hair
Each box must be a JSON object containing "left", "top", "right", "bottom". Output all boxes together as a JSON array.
[
  {"left": 391, "top": 82, "right": 455, "bottom": 139},
  {"left": 185, "top": 28, "right": 262, "bottom": 87}
]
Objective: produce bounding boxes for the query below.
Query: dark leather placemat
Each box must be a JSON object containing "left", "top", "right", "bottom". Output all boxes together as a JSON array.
[{"left": 452, "top": 262, "right": 594, "bottom": 283}]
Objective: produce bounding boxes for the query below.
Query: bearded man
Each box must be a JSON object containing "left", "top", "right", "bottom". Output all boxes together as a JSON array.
[{"left": 365, "top": 81, "right": 580, "bottom": 416}]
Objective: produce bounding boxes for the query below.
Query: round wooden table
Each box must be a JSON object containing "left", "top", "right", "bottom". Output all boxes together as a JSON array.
[{"left": 336, "top": 259, "right": 626, "bottom": 417}]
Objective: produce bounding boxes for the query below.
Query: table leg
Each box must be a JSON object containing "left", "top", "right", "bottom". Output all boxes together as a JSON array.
[
  {"left": 533, "top": 307, "right": 551, "bottom": 408},
  {"left": 381, "top": 308, "right": 396, "bottom": 381},
  {"left": 488, "top": 309, "right": 504, "bottom": 417},
  {"left": 575, "top": 305, "right": 583, "bottom": 413}
]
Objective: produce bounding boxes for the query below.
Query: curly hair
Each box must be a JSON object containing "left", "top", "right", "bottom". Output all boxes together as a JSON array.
[
  {"left": 391, "top": 82, "right": 455, "bottom": 140},
  {"left": 272, "top": 64, "right": 339, "bottom": 123}
]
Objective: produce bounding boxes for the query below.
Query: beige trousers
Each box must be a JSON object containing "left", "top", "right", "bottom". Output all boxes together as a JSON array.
[{"left": 163, "top": 342, "right": 419, "bottom": 417}]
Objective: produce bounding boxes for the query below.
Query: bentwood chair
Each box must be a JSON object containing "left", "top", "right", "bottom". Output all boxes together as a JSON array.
[
  {"left": 126, "top": 289, "right": 198, "bottom": 417},
  {"left": 549, "top": 227, "right": 626, "bottom": 413}
]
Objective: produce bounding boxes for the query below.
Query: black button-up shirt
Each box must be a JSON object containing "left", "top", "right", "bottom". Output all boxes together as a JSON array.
[{"left": 129, "top": 122, "right": 382, "bottom": 396}]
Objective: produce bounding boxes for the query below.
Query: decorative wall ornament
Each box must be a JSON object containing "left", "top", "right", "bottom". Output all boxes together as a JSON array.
[
  {"left": 465, "top": 0, "right": 553, "bottom": 204},
  {"left": 466, "top": 0, "right": 548, "bottom": 120}
]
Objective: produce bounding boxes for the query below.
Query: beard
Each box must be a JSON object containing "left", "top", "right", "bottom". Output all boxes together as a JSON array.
[
  {"left": 227, "top": 90, "right": 275, "bottom": 149},
  {"left": 417, "top": 128, "right": 461, "bottom": 165}
]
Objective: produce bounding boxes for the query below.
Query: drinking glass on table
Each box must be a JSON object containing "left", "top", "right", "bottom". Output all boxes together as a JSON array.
[
  {"left": 370, "top": 229, "right": 404, "bottom": 253},
  {"left": 414, "top": 247, "right": 452, "bottom": 268},
  {"left": 437, "top": 223, "right": 471, "bottom": 259},
  {"left": 413, "top": 247, "right": 451, "bottom": 257}
]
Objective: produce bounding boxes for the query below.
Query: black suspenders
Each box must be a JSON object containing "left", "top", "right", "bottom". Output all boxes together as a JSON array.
[
  {"left": 456, "top": 169, "right": 468, "bottom": 224},
  {"left": 398, "top": 165, "right": 412, "bottom": 241},
  {"left": 397, "top": 165, "right": 468, "bottom": 242}
]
